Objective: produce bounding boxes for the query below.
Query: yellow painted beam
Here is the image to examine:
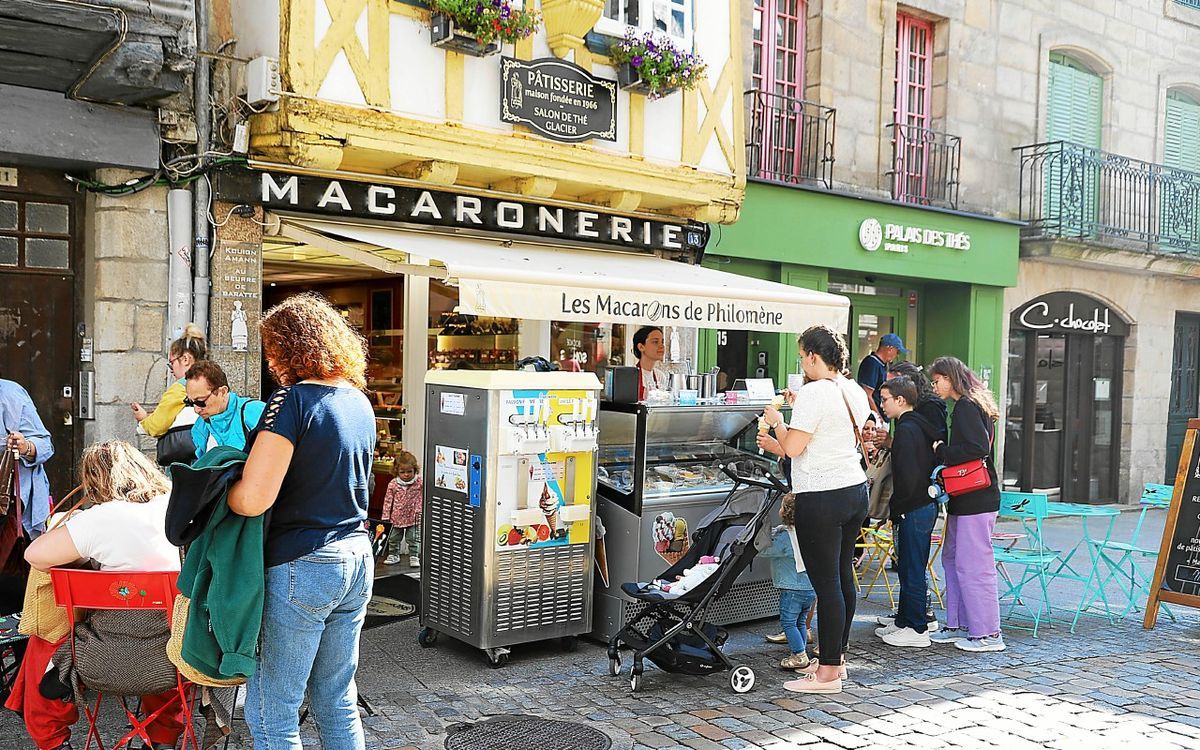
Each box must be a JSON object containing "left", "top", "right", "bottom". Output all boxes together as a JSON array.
[
  {"left": 491, "top": 176, "right": 558, "bottom": 197},
  {"left": 391, "top": 159, "right": 460, "bottom": 184},
  {"left": 582, "top": 190, "right": 642, "bottom": 212},
  {"left": 628, "top": 94, "right": 645, "bottom": 157},
  {"left": 445, "top": 51, "right": 464, "bottom": 122}
]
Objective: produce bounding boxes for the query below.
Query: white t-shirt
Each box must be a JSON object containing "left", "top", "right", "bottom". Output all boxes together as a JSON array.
[
  {"left": 64, "top": 494, "right": 181, "bottom": 572},
  {"left": 640, "top": 366, "right": 665, "bottom": 394},
  {"left": 788, "top": 376, "right": 872, "bottom": 493}
]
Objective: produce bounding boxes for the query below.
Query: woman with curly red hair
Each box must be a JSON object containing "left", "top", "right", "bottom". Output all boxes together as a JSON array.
[{"left": 228, "top": 292, "right": 376, "bottom": 750}]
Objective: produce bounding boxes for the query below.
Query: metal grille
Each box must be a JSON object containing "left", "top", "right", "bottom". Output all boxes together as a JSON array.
[
  {"left": 426, "top": 493, "right": 476, "bottom": 635},
  {"left": 620, "top": 577, "right": 780, "bottom": 636},
  {"left": 887, "top": 122, "right": 961, "bottom": 209},
  {"left": 494, "top": 545, "right": 588, "bottom": 632},
  {"left": 746, "top": 90, "right": 836, "bottom": 188}
]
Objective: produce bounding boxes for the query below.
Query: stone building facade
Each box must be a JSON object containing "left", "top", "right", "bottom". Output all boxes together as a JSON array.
[{"left": 730, "top": 0, "right": 1200, "bottom": 502}]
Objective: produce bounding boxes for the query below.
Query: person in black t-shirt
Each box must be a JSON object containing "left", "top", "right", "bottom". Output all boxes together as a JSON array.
[{"left": 856, "top": 333, "right": 906, "bottom": 422}]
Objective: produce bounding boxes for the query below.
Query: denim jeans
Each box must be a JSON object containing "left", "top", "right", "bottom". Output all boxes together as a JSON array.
[
  {"left": 793, "top": 482, "right": 869, "bottom": 666},
  {"left": 778, "top": 588, "right": 817, "bottom": 654},
  {"left": 894, "top": 502, "right": 938, "bottom": 633},
  {"left": 246, "top": 533, "right": 374, "bottom": 750}
]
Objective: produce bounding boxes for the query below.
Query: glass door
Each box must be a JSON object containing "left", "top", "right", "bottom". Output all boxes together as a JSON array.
[
  {"left": 845, "top": 298, "right": 907, "bottom": 369},
  {"left": 1032, "top": 334, "right": 1067, "bottom": 496}
]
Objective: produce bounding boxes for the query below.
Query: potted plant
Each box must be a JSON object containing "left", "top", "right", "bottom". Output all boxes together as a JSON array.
[
  {"left": 609, "top": 29, "right": 707, "bottom": 99},
  {"left": 429, "top": 0, "right": 541, "bottom": 57}
]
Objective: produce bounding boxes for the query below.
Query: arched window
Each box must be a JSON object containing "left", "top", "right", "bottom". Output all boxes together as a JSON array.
[
  {"left": 1161, "top": 89, "right": 1200, "bottom": 249},
  {"left": 1046, "top": 52, "right": 1103, "bottom": 148}
]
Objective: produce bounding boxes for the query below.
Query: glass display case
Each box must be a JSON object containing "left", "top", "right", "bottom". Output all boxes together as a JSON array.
[
  {"left": 596, "top": 404, "right": 785, "bottom": 514},
  {"left": 591, "top": 401, "right": 788, "bottom": 640}
]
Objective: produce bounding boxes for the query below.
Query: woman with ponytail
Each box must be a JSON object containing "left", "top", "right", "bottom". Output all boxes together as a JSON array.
[
  {"left": 757, "top": 325, "right": 871, "bottom": 694},
  {"left": 132, "top": 324, "right": 207, "bottom": 465},
  {"left": 926, "top": 356, "right": 1005, "bottom": 653}
]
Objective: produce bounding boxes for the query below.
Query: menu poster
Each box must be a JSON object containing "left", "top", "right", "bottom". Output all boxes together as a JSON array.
[
  {"left": 433, "top": 445, "right": 469, "bottom": 494},
  {"left": 1145, "top": 418, "right": 1200, "bottom": 627}
]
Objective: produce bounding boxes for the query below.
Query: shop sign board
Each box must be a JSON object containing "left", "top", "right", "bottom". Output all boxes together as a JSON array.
[
  {"left": 858, "top": 217, "right": 971, "bottom": 254},
  {"left": 220, "top": 170, "right": 708, "bottom": 254},
  {"left": 500, "top": 57, "right": 617, "bottom": 143},
  {"left": 1011, "top": 292, "right": 1129, "bottom": 337},
  {"left": 1145, "top": 418, "right": 1200, "bottom": 628}
]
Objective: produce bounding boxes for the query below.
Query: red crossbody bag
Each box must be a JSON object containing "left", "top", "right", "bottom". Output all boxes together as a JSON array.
[{"left": 939, "top": 405, "right": 995, "bottom": 497}]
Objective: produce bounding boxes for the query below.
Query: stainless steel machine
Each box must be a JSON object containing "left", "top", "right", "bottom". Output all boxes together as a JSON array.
[
  {"left": 591, "top": 402, "right": 788, "bottom": 641},
  {"left": 418, "top": 370, "right": 603, "bottom": 667}
]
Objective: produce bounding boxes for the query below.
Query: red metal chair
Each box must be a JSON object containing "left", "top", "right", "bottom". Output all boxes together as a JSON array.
[{"left": 49, "top": 569, "right": 196, "bottom": 750}]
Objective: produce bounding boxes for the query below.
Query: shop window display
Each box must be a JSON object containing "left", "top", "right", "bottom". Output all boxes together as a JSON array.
[{"left": 551, "top": 321, "right": 627, "bottom": 378}]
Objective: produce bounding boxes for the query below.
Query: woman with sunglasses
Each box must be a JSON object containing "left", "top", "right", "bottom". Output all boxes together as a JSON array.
[
  {"left": 131, "top": 324, "right": 207, "bottom": 464},
  {"left": 185, "top": 360, "right": 266, "bottom": 460}
]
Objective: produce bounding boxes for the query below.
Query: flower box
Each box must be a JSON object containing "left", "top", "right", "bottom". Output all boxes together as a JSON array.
[
  {"left": 429, "top": 12, "right": 500, "bottom": 57},
  {"left": 617, "top": 61, "right": 679, "bottom": 98}
]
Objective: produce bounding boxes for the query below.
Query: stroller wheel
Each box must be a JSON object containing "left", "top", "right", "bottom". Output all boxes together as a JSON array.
[
  {"left": 608, "top": 656, "right": 621, "bottom": 677},
  {"left": 629, "top": 671, "right": 643, "bottom": 693},
  {"left": 417, "top": 628, "right": 438, "bottom": 648},
  {"left": 730, "top": 666, "right": 755, "bottom": 694}
]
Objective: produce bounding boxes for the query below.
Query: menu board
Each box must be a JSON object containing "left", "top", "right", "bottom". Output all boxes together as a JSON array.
[{"left": 1145, "top": 418, "right": 1200, "bottom": 627}]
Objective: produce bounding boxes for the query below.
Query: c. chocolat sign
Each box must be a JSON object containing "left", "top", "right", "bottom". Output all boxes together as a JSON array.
[
  {"left": 500, "top": 57, "right": 617, "bottom": 143},
  {"left": 217, "top": 170, "right": 708, "bottom": 254},
  {"left": 1011, "top": 292, "right": 1129, "bottom": 337}
]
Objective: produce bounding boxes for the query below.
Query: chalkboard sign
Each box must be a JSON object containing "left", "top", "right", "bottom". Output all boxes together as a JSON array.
[{"left": 1145, "top": 418, "right": 1200, "bottom": 627}]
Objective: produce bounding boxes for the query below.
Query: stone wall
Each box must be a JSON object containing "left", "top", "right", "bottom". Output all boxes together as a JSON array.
[
  {"left": 744, "top": 0, "right": 1200, "bottom": 217},
  {"left": 83, "top": 168, "right": 171, "bottom": 450}
]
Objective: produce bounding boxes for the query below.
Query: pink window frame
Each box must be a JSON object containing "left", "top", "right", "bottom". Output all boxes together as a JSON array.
[
  {"left": 752, "top": 0, "right": 806, "bottom": 180},
  {"left": 893, "top": 13, "right": 934, "bottom": 200}
]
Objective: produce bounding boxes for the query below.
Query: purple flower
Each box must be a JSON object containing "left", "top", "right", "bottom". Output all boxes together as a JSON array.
[
  {"left": 500, "top": 5, "right": 509, "bottom": 17},
  {"left": 646, "top": 39, "right": 657, "bottom": 53},
  {"left": 475, "top": 2, "right": 484, "bottom": 12},
  {"left": 492, "top": 0, "right": 501, "bottom": 6},
  {"left": 631, "top": 54, "right": 644, "bottom": 68}
]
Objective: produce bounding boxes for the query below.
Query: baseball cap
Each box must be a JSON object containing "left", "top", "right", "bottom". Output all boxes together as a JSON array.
[{"left": 880, "top": 333, "right": 908, "bottom": 353}]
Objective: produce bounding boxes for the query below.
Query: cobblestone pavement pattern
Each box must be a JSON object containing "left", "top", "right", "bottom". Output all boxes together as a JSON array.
[{"left": 3, "top": 509, "right": 1200, "bottom": 749}]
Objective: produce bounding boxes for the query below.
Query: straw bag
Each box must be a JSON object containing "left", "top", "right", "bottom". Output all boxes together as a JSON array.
[
  {"left": 166, "top": 594, "right": 245, "bottom": 687},
  {"left": 18, "top": 486, "right": 86, "bottom": 642}
]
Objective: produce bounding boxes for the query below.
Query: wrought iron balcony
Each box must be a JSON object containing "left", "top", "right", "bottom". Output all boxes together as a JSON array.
[
  {"left": 1016, "top": 141, "right": 1200, "bottom": 254},
  {"left": 745, "top": 90, "right": 835, "bottom": 189},
  {"left": 885, "top": 123, "right": 961, "bottom": 210}
]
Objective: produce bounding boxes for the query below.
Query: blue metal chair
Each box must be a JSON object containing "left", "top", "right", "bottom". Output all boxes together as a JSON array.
[
  {"left": 994, "top": 491, "right": 1059, "bottom": 637},
  {"left": 1081, "top": 483, "right": 1176, "bottom": 622}
]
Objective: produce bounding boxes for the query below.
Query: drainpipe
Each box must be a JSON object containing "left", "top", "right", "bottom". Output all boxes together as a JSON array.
[
  {"left": 166, "top": 188, "right": 193, "bottom": 339},
  {"left": 192, "top": 0, "right": 212, "bottom": 333}
]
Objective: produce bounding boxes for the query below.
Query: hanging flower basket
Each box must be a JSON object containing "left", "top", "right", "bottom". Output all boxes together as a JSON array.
[
  {"left": 428, "top": 0, "right": 540, "bottom": 58},
  {"left": 430, "top": 13, "right": 500, "bottom": 57},
  {"left": 609, "top": 29, "right": 706, "bottom": 100}
]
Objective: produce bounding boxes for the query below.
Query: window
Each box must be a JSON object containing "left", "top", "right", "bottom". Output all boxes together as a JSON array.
[
  {"left": 893, "top": 13, "right": 932, "bottom": 132},
  {"left": 0, "top": 197, "right": 72, "bottom": 271},
  {"left": 1045, "top": 52, "right": 1103, "bottom": 234},
  {"left": 1162, "top": 90, "right": 1200, "bottom": 248},
  {"left": 752, "top": 0, "right": 804, "bottom": 98},
  {"left": 599, "top": 0, "right": 692, "bottom": 49},
  {"left": 1165, "top": 90, "right": 1200, "bottom": 173}
]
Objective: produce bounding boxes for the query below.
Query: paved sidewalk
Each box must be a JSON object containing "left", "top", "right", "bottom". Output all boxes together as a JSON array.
[{"left": 4, "top": 507, "right": 1200, "bottom": 749}]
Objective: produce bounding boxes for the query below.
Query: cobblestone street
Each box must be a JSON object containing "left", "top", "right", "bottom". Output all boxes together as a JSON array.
[{"left": 4, "top": 508, "right": 1199, "bottom": 750}]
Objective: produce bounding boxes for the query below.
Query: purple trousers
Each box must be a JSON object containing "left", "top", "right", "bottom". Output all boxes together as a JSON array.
[{"left": 941, "top": 511, "right": 1001, "bottom": 638}]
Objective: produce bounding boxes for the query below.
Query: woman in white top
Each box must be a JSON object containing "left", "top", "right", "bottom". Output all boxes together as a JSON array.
[
  {"left": 10, "top": 441, "right": 183, "bottom": 750},
  {"left": 758, "top": 325, "right": 871, "bottom": 695},
  {"left": 632, "top": 325, "right": 666, "bottom": 400}
]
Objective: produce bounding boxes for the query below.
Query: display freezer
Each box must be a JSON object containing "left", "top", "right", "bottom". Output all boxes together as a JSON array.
[{"left": 591, "top": 402, "right": 788, "bottom": 641}]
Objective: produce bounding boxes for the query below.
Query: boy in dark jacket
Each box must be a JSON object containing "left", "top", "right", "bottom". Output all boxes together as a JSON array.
[{"left": 874, "top": 376, "right": 942, "bottom": 648}]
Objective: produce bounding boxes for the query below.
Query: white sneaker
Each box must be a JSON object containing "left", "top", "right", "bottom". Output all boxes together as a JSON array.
[
  {"left": 955, "top": 633, "right": 1006, "bottom": 652},
  {"left": 876, "top": 614, "right": 940, "bottom": 632},
  {"left": 384, "top": 554, "right": 402, "bottom": 565},
  {"left": 409, "top": 555, "right": 420, "bottom": 567},
  {"left": 881, "top": 627, "right": 932, "bottom": 648},
  {"left": 874, "top": 623, "right": 901, "bottom": 638},
  {"left": 928, "top": 626, "right": 968, "bottom": 644}
]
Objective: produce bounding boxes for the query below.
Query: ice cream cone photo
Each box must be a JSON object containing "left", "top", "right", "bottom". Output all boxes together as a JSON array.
[
  {"left": 652, "top": 511, "right": 690, "bottom": 566},
  {"left": 539, "top": 482, "right": 559, "bottom": 533}
]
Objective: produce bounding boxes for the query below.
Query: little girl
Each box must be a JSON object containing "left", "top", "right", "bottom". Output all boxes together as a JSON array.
[
  {"left": 760, "top": 493, "right": 817, "bottom": 671},
  {"left": 383, "top": 451, "right": 423, "bottom": 567}
]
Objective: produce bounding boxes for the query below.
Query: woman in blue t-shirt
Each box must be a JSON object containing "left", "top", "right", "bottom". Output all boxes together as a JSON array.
[{"left": 229, "top": 292, "right": 376, "bottom": 750}]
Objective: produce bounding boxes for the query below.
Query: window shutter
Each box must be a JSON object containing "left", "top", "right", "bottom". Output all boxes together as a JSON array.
[
  {"left": 1162, "top": 91, "right": 1200, "bottom": 248},
  {"left": 1165, "top": 92, "right": 1200, "bottom": 173},
  {"left": 1045, "top": 54, "right": 1103, "bottom": 235}
]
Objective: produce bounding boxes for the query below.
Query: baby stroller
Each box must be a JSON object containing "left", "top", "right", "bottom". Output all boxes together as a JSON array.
[{"left": 606, "top": 465, "right": 786, "bottom": 694}]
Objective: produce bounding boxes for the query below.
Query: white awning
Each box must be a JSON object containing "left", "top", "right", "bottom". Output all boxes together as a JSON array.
[{"left": 281, "top": 218, "right": 850, "bottom": 333}]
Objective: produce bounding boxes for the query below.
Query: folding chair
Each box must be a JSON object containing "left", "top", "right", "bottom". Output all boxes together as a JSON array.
[
  {"left": 855, "top": 523, "right": 898, "bottom": 608},
  {"left": 0, "top": 612, "right": 28, "bottom": 703},
  {"left": 50, "top": 569, "right": 197, "bottom": 750},
  {"left": 994, "top": 492, "right": 1059, "bottom": 637},
  {"left": 1081, "top": 483, "right": 1176, "bottom": 623}
]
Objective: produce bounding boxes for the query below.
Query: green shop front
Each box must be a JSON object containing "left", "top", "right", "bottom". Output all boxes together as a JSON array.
[{"left": 701, "top": 182, "right": 1020, "bottom": 392}]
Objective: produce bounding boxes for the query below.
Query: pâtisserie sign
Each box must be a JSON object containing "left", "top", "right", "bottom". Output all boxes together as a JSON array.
[
  {"left": 500, "top": 57, "right": 617, "bottom": 143},
  {"left": 220, "top": 170, "right": 708, "bottom": 254}
]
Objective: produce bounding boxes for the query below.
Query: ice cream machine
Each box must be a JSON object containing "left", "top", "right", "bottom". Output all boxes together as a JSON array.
[{"left": 418, "top": 370, "right": 602, "bottom": 667}]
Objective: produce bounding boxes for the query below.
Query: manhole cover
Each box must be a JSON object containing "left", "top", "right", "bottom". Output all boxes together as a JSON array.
[{"left": 445, "top": 715, "right": 612, "bottom": 750}]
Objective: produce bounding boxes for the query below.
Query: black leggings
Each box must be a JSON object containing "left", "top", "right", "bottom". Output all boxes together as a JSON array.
[{"left": 793, "top": 482, "right": 869, "bottom": 666}]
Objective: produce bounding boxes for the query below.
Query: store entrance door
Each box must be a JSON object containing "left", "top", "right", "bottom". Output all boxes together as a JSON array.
[
  {"left": 848, "top": 297, "right": 907, "bottom": 370},
  {"left": 1167, "top": 314, "right": 1200, "bottom": 482}
]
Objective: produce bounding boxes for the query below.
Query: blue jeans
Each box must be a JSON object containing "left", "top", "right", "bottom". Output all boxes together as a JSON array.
[
  {"left": 778, "top": 588, "right": 817, "bottom": 654},
  {"left": 894, "top": 502, "right": 938, "bottom": 633},
  {"left": 246, "top": 533, "right": 374, "bottom": 750}
]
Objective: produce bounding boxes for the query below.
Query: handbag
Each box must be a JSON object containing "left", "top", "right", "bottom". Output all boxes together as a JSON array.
[
  {"left": 18, "top": 485, "right": 87, "bottom": 642},
  {"left": 0, "top": 446, "right": 16, "bottom": 517},
  {"left": 0, "top": 447, "right": 23, "bottom": 574},
  {"left": 936, "top": 406, "right": 995, "bottom": 498},
  {"left": 157, "top": 406, "right": 198, "bottom": 467},
  {"left": 865, "top": 448, "right": 893, "bottom": 520}
]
